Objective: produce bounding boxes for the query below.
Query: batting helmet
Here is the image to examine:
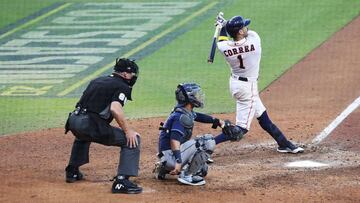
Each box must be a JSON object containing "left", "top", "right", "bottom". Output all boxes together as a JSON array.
[
  {"left": 114, "top": 58, "right": 139, "bottom": 86},
  {"left": 225, "top": 16, "right": 251, "bottom": 38},
  {"left": 175, "top": 83, "right": 205, "bottom": 108}
]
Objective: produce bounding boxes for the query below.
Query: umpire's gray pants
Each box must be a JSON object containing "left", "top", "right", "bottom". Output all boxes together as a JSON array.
[
  {"left": 160, "top": 139, "right": 198, "bottom": 171},
  {"left": 67, "top": 113, "right": 140, "bottom": 177}
]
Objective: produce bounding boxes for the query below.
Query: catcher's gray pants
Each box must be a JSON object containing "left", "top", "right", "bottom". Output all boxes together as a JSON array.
[
  {"left": 67, "top": 112, "right": 140, "bottom": 177},
  {"left": 159, "top": 139, "right": 199, "bottom": 171}
]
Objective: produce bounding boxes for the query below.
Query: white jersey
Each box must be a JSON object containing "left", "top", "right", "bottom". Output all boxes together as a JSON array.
[{"left": 217, "top": 30, "right": 261, "bottom": 80}]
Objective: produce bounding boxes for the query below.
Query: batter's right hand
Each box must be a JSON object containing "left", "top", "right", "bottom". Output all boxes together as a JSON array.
[{"left": 125, "top": 129, "right": 140, "bottom": 148}]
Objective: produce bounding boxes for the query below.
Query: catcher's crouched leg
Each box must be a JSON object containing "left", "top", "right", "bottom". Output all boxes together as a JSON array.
[
  {"left": 187, "top": 134, "right": 215, "bottom": 177},
  {"left": 186, "top": 150, "right": 209, "bottom": 176},
  {"left": 194, "top": 162, "right": 208, "bottom": 177},
  {"left": 153, "top": 161, "right": 168, "bottom": 180}
]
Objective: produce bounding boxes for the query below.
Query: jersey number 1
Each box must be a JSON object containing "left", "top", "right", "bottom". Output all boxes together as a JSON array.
[{"left": 237, "top": 55, "right": 245, "bottom": 69}]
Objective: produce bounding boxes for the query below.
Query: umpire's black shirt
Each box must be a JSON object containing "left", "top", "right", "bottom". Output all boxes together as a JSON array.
[{"left": 76, "top": 74, "right": 132, "bottom": 123}]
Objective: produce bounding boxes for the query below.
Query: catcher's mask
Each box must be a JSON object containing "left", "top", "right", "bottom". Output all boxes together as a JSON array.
[
  {"left": 226, "top": 15, "right": 251, "bottom": 38},
  {"left": 175, "top": 83, "right": 205, "bottom": 108},
  {"left": 113, "top": 58, "right": 139, "bottom": 86}
]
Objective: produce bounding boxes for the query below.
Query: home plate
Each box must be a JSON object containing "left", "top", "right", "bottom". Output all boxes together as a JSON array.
[{"left": 285, "top": 160, "right": 329, "bottom": 168}]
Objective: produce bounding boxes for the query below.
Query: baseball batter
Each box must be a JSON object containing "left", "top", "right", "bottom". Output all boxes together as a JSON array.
[{"left": 214, "top": 14, "right": 304, "bottom": 153}]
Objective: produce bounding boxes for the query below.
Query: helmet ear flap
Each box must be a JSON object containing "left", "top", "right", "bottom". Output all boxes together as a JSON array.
[{"left": 175, "top": 84, "right": 189, "bottom": 104}]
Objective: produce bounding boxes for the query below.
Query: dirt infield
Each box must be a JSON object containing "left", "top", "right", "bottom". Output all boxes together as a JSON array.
[{"left": 1, "top": 17, "right": 359, "bottom": 203}]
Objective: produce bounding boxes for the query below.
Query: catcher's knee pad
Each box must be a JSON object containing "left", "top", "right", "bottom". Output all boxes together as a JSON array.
[{"left": 195, "top": 134, "right": 216, "bottom": 154}]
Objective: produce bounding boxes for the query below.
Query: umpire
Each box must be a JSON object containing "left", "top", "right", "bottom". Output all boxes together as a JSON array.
[{"left": 64, "top": 58, "right": 142, "bottom": 194}]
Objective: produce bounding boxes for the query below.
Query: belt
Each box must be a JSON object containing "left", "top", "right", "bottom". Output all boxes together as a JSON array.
[
  {"left": 73, "top": 106, "right": 88, "bottom": 115},
  {"left": 236, "top": 76, "right": 248, "bottom": 82},
  {"left": 231, "top": 74, "right": 248, "bottom": 82},
  {"left": 231, "top": 74, "right": 257, "bottom": 82}
]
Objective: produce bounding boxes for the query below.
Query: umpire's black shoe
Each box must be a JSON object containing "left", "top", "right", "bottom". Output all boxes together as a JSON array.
[
  {"left": 65, "top": 165, "right": 84, "bottom": 183},
  {"left": 112, "top": 177, "right": 142, "bottom": 194}
]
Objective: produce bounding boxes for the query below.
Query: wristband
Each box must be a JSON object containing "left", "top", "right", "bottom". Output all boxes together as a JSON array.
[{"left": 172, "top": 150, "right": 182, "bottom": 164}]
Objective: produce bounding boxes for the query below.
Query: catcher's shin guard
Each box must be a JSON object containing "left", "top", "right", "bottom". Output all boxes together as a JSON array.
[{"left": 186, "top": 150, "right": 209, "bottom": 175}]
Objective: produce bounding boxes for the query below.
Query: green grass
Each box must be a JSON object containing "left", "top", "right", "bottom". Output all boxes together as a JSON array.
[
  {"left": 0, "top": 0, "right": 359, "bottom": 135},
  {"left": 0, "top": 0, "right": 54, "bottom": 28},
  {"left": 0, "top": 97, "right": 76, "bottom": 135}
]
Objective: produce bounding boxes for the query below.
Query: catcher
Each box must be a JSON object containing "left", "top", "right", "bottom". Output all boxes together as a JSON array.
[{"left": 153, "top": 83, "right": 243, "bottom": 186}]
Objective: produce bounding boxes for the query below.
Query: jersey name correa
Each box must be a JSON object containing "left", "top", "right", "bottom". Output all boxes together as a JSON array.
[{"left": 217, "top": 30, "right": 261, "bottom": 79}]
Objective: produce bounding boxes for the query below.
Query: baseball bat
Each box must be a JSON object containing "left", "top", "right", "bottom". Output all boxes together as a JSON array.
[{"left": 207, "top": 12, "right": 224, "bottom": 63}]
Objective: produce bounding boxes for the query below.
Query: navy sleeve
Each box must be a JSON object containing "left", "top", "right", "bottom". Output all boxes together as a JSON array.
[
  {"left": 170, "top": 130, "right": 183, "bottom": 142},
  {"left": 194, "top": 112, "right": 214, "bottom": 123}
]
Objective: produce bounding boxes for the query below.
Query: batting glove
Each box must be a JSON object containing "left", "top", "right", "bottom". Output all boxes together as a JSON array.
[{"left": 215, "top": 12, "right": 227, "bottom": 28}]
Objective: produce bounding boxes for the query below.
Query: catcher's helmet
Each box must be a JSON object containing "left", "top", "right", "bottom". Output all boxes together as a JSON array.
[
  {"left": 225, "top": 16, "right": 251, "bottom": 38},
  {"left": 175, "top": 83, "right": 205, "bottom": 108},
  {"left": 114, "top": 58, "right": 139, "bottom": 86}
]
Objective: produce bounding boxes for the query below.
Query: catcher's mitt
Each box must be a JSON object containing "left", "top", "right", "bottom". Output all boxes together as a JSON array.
[{"left": 222, "top": 120, "right": 246, "bottom": 141}]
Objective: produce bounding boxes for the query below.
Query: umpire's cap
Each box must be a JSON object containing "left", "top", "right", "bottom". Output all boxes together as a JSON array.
[
  {"left": 114, "top": 58, "right": 139, "bottom": 86},
  {"left": 226, "top": 16, "right": 251, "bottom": 38},
  {"left": 114, "top": 58, "right": 139, "bottom": 74}
]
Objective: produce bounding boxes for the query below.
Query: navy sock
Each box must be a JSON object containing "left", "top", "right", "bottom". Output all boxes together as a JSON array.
[
  {"left": 258, "top": 111, "right": 291, "bottom": 147},
  {"left": 214, "top": 133, "right": 229, "bottom": 144}
]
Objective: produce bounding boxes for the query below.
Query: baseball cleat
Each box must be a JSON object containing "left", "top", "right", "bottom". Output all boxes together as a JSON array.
[
  {"left": 112, "top": 177, "right": 142, "bottom": 194},
  {"left": 177, "top": 172, "right": 206, "bottom": 186},
  {"left": 277, "top": 145, "right": 304, "bottom": 154},
  {"left": 65, "top": 165, "right": 84, "bottom": 183}
]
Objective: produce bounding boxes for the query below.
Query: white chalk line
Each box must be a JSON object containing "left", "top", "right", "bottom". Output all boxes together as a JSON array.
[{"left": 312, "top": 96, "right": 360, "bottom": 144}]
